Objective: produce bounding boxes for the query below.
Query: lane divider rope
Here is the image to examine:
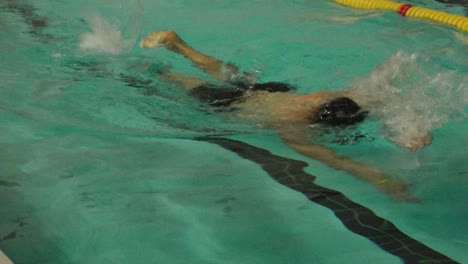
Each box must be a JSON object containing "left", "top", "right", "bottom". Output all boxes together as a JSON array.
[{"left": 334, "top": 0, "right": 468, "bottom": 32}]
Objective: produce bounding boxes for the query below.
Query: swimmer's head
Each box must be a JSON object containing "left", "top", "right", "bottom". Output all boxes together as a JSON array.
[{"left": 312, "top": 97, "right": 368, "bottom": 127}]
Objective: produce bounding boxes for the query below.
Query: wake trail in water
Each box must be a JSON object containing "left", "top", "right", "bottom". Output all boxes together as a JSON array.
[
  {"left": 349, "top": 51, "right": 467, "bottom": 148},
  {"left": 80, "top": 14, "right": 124, "bottom": 55},
  {"left": 79, "top": 0, "right": 143, "bottom": 55}
]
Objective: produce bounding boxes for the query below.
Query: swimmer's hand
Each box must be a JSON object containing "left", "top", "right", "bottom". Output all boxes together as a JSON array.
[
  {"left": 404, "top": 134, "right": 432, "bottom": 152},
  {"left": 373, "top": 178, "right": 421, "bottom": 203},
  {"left": 140, "top": 31, "right": 181, "bottom": 49}
]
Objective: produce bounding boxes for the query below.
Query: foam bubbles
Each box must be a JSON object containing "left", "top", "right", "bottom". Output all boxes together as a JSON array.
[
  {"left": 79, "top": 14, "right": 123, "bottom": 55},
  {"left": 349, "top": 51, "right": 467, "bottom": 148}
]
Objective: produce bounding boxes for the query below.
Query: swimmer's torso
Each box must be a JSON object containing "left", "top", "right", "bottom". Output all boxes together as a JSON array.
[
  {"left": 232, "top": 91, "right": 319, "bottom": 125},
  {"left": 190, "top": 81, "right": 362, "bottom": 127}
]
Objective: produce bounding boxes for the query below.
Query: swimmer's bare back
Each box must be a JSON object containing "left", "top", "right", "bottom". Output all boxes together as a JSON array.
[{"left": 139, "top": 31, "right": 351, "bottom": 124}]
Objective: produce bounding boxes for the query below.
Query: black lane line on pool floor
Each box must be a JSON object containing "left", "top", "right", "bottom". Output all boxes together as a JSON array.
[{"left": 197, "top": 137, "right": 459, "bottom": 264}]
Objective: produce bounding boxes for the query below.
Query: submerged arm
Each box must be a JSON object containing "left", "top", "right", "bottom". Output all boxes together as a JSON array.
[{"left": 279, "top": 127, "right": 419, "bottom": 202}]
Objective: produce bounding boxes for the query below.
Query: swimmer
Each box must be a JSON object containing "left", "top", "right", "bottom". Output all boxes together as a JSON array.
[{"left": 140, "top": 31, "right": 432, "bottom": 202}]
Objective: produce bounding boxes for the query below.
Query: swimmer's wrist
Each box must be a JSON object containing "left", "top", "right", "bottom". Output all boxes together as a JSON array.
[
  {"left": 374, "top": 178, "right": 391, "bottom": 185},
  {"left": 221, "top": 63, "right": 239, "bottom": 81}
]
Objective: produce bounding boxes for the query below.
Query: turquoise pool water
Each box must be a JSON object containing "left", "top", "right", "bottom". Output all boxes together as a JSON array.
[{"left": 0, "top": 0, "right": 467, "bottom": 263}]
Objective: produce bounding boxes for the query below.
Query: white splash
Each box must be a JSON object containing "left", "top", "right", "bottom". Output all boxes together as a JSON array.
[
  {"left": 349, "top": 51, "right": 467, "bottom": 148},
  {"left": 79, "top": 14, "right": 123, "bottom": 55}
]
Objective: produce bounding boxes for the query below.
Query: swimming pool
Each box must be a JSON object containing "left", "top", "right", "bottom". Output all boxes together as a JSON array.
[{"left": 0, "top": 0, "right": 467, "bottom": 263}]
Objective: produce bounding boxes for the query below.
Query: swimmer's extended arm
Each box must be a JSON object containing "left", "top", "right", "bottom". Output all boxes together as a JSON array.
[
  {"left": 140, "top": 31, "right": 239, "bottom": 82},
  {"left": 280, "top": 129, "right": 419, "bottom": 202}
]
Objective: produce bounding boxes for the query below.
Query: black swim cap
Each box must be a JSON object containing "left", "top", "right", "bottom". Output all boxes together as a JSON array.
[{"left": 315, "top": 97, "right": 368, "bottom": 126}]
